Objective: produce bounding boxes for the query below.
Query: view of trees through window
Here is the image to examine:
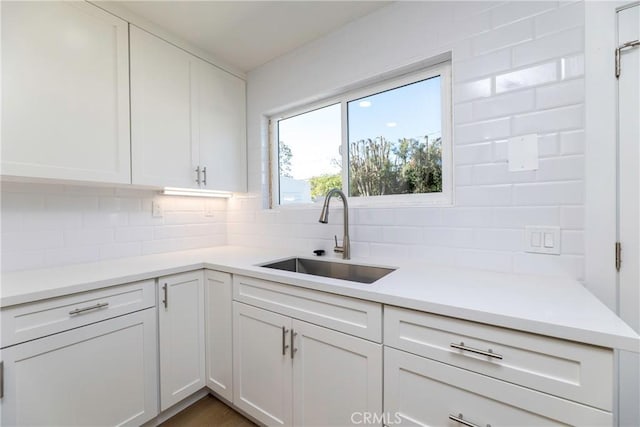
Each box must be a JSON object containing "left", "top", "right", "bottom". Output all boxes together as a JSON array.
[{"left": 277, "top": 74, "right": 443, "bottom": 205}]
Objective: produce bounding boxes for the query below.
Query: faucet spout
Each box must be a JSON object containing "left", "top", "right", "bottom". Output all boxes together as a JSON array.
[{"left": 318, "top": 189, "right": 350, "bottom": 259}]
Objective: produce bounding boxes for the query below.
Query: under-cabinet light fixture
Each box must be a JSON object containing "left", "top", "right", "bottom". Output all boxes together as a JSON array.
[{"left": 162, "top": 187, "right": 233, "bottom": 198}]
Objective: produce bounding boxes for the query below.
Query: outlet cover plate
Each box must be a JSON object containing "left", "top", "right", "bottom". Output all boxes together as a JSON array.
[{"left": 525, "top": 226, "right": 560, "bottom": 255}]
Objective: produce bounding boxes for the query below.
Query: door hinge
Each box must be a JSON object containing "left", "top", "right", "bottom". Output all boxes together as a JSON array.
[
  {"left": 616, "top": 242, "right": 622, "bottom": 272},
  {"left": 615, "top": 40, "right": 640, "bottom": 78}
]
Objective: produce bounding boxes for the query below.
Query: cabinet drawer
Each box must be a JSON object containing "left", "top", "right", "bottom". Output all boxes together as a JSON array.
[
  {"left": 384, "top": 306, "right": 613, "bottom": 411},
  {"left": 1, "top": 280, "right": 155, "bottom": 347},
  {"left": 384, "top": 347, "right": 612, "bottom": 427},
  {"left": 233, "top": 275, "right": 382, "bottom": 342}
]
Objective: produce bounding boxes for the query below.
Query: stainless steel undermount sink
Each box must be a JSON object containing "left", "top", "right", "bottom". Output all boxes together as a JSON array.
[{"left": 260, "top": 257, "right": 396, "bottom": 284}]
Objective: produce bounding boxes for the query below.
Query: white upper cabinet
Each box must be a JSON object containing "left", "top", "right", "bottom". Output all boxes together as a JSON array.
[
  {"left": 195, "top": 59, "right": 247, "bottom": 192},
  {"left": 1, "top": 1, "right": 131, "bottom": 184},
  {"left": 130, "top": 26, "right": 246, "bottom": 191},
  {"left": 130, "top": 26, "right": 196, "bottom": 189}
]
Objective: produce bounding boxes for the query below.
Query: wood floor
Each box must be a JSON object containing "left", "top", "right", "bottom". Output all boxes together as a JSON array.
[{"left": 161, "top": 395, "right": 256, "bottom": 427}]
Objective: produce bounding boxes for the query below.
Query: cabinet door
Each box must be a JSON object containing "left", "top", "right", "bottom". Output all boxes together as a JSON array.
[
  {"left": 1, "top": 1, "right": 130, "bottom": 184},
  {"left": 0, "top": 309, "right": 158, "bottom": 426},
  {"left": 233, "top": 302, "right": 292, "bottom": 426},
  {"left": 384, "top": 347, "right": 612, "bottom": 427},
  {"left": 158, "top": 271, "right": 205, "bottom": 410},
  {"left": 130, "top": 26, "right": 198, "bottom": 188},
  {"left": 292, "top": 320, "right": 382, "bottom": 427},
  {"left": 205, "top": 270, "right": 233, "bottom": 401},
  {"left": 195, "top": 58, "right": 247, "bottom": 192}
]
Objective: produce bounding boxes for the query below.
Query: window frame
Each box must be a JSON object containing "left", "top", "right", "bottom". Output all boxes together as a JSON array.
[{"left": 269, "top": 61, "right": 452, "bottom": 209}]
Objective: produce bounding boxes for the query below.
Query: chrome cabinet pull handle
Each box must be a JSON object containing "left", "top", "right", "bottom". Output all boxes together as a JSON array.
[
  {"left": 0, "top": 361, "right": 4, "bottom": 399},
  {"left": 69, "top": 302, "right": 109, "bottom": 316},
  {"left": 195, "top": 166, "right": 201, "bottom": 185},
  {"left": 202, "top": 166, "right": 207, "bottom": 186},
  {"left": 450, "top": 342, "right": 503, "bottom": 360},
  {"left": 162, "top": 283, "right": 168, "bottom": 308},
  {"left": 449, "top": 413, "right": 490, "bottom": 427},
  {"left": 282, "top": 327, "right": 289, "bottom": 355},
  {"left": 291, "top": 329, "right": 297, "bottom": 359}
]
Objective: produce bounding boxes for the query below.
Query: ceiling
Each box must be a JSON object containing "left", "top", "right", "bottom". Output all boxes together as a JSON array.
[{"left": 116, "top": 1, "right": 391, "bottom": 73}]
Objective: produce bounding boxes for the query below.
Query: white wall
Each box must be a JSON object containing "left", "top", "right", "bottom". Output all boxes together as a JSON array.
[
  {"left": 0, "top": 182, "right": 227, "bottom": 271},
  {"left": 234, "top": 1, "right": 587, "bottom": 278}
]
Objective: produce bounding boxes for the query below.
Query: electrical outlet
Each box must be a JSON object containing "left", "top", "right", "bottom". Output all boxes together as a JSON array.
[
  {"left": 525, "top": 226, "right": 560, "bottom": 255},
  {"left": 152, "top": 200, "right": 163, "bottom": 218},
  {"left": 205, "top": 201, "right": 215, "bottom": 218}
]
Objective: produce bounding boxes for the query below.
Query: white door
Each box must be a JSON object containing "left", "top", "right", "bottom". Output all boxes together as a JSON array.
[
  {"left": 205, "top": 270, "right": 233, "bottom": 401},
  {"left": 1, "top": 1, "right": 131, "bottom": 184},
  {"left": 195, "top": 58, "right": 247, "bottom": 192},
  {"left": 130, "top": 26, "right": 198, "bottom": 189},
  {"left": 0, "top": 309, "right": 158, "bottom": 426},
  {"left": 233, "top": 302, "right": 292, "bottom": 426},
  {"left": 291, "top": 319, "right": 382, "bottom": 427},
  {"left": 617, "top": 4, "right": 640, "bottom": 427},
  {"left": 158, "top": 271, "right": 205, "bottom": 410}
]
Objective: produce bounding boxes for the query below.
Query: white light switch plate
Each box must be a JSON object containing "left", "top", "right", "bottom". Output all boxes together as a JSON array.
[
  {"left": 152, "top": 199, "right": 163, "bottom": 218},
  {"left": 508, "top": 134, "right": 539, "bottom": 172},
  {"left": 525, "top": 226, "right": 560, "bottom": 255}
]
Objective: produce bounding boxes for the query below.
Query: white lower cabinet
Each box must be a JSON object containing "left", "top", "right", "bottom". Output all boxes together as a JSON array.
[
  {"left": 158, "top": 271, "right": 206, "bottom": 411},
  {"left": 205, "top": 270, "right": 233, "bottom": 401},
  {"left": 384, "top": 346, "right": 612, "bottom": 427},
  {"left": 0, "top": 308, "right": 158, "bottom": 426},
  {"left": 233, "top": 302, "right": 383, "bottom": 426}
]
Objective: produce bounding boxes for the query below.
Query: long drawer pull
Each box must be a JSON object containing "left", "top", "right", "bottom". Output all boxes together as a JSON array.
[
  {"left": 162, "top": 283, "right": 168, "bottom": 308},
  {"left": 291, "top": 329, "right": 297, "bottom": 359},
  {"left": 449, "top": 413, "right": 490, "bottom": 427},
  {"left": 69, "top": 302, "right": 109, "bottom": 316},
  {"left": 450, "top": 342, "right": 503, "bottom": 360},
  {"left": 282, "top": 326, "right": 289, "bottom": 355}
]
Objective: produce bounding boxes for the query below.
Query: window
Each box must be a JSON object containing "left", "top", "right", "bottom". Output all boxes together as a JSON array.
[{"left": 271, "top": 62, "right": 451, "bottom": 207}]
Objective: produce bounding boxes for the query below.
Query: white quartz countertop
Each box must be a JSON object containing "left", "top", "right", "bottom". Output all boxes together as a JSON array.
[{"left": 2, "top": 245, "right": 638, "bottom": 352}]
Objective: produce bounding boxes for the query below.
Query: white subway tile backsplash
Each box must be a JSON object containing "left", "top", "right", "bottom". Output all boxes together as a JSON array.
[
  {"left": 495, "top": 62, "right": 557, "bottom": 93},
  {"left": 491, "top": 1, "right": 558, "bottom": 29},
  {"left": 472, "top": 89, "right": 535, "bottom": 120},
  {"left": 472, "top": 19, "right": 533, "bottom": 55},
  {"left": 456, "top": 118, "right": 511, "bottom": 145},
  {"left": 455, "top": 78, "right": 492, "bottom": 102},
  {"left": 560, "top": 130, "right": 584, "bottom": 155},
  {"left": 409, "top": 245, "right": 456, "bottom": 265},
  {"left": 490, "top": 206, "right": 560, "bottom": 228},
  {"left": 536, "top": 155, "right": 584, "bottom": 182},
  {"left": 561, "top": 230, "right": 584, "bottom": 255},
  {"left": 512, "top": 27, "right": 583, "bottom": 67},
  {"left": 456, "top": 184, "right": 513, "bottom": 206},
  {"left": 536, "top": 78, "right": 583, "bottom": 109},
  {"left": 513, "top": 181, "right": 583, "bottom": 205},
  {"left": 394, "top": 207, "right": 442, "bottom": 226},
  {"left": 454, "top": 102, "right": 474, "bottom": 124},
  {"left": 64, "top": 229, "right": 114, "bottom": 247},
  {"left": 382, "top": 227, "right": 424, "bottom": 244},
  {"left": 560, "top": 206, "right": 584, "bottom": 229},
  {"left": 534, "top": 1, "right": 584, "bottom": 37},
  {"left": 440, "top": 207, "right": 492, "bottom": 227},
  {"left": 560, "top": 54, "right": 584, "bottom": 80},
  {"left": 454, "top": 49, "right": 512, "bottom": 83},
  {"left": 456, "top": 142, "right": 494, "bottom": 165},
  {"left": 513, "top": 105, "right": 583, "bottom": 134}
]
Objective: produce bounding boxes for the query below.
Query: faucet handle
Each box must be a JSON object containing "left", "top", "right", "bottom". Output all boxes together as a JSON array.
[{"left": 334, "top": 235, "right": 344, "bottom": 253}]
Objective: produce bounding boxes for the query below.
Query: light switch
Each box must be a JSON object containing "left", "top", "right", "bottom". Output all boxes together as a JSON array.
[
  {"left": 531, "top": 232, "right": 542, "bottom": 247},
  {"left": 525, "top": 226, "right": 560, "bottom": 255},
  {"left": 508, "top": 134, "right": 539, "bottom": 172}
]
